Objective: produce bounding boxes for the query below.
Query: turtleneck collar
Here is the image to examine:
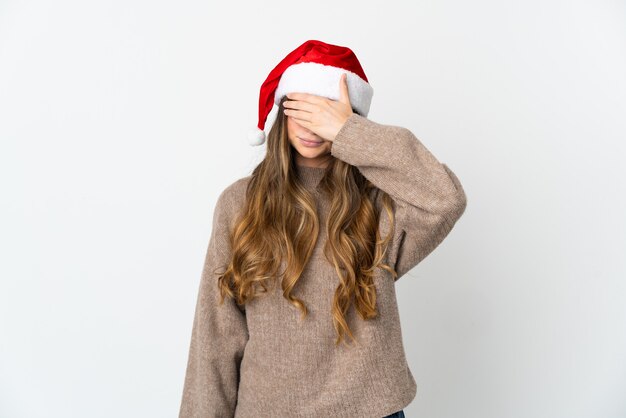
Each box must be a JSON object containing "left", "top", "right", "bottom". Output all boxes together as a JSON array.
[{"left": 295, "top": 164, "right": 327, "bottom": 189}]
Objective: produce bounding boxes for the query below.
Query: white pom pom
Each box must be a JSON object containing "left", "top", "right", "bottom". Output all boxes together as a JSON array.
[{"left": 248, "top": 127, "right": 266, "bottom": 146}]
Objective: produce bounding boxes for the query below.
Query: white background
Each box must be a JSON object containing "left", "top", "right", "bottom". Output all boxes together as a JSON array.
[{"left": 1, "top": 1, "right": 625, "bottom": 417}]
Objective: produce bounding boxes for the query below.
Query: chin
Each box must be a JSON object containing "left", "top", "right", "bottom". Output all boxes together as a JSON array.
[{"left": 298, "top": 147, "right": 327, "bottom": 157}]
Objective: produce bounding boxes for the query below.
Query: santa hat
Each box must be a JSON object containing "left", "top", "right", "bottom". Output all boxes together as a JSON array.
[{"left": 248, "top": 39, "right": 374, "bottom": 146}]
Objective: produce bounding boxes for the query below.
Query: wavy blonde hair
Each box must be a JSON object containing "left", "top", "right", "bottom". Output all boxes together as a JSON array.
[{"left": 217, "top": 96, "right": 399, "bottom": 346}]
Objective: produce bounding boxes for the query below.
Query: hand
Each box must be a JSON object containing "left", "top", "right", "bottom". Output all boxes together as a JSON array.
[{"left": 282, "top": 73, "right": 354, "bottom": 142}]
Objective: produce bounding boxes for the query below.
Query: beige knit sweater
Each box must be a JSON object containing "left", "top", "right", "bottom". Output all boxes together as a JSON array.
[{"left": 179, "top": 113, "right": 467, "bottom": 418}]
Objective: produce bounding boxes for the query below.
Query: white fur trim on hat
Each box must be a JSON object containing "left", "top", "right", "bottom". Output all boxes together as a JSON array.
[{"left": 274, "top": 62, "right": 373, "bottom": 117}]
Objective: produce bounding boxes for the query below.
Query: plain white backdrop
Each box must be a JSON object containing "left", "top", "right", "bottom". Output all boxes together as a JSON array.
[{"left": 1, "top": 0, "right": 625, "bottom": 417}]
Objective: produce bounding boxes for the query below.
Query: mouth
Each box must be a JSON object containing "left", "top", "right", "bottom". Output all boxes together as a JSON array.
[{"left": 297, "top": 136, "right": 322, "bottom": 144}]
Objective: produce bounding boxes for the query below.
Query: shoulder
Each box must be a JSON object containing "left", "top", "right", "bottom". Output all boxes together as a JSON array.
[{"left": 213, "top": 174, "right": 253, "bottom": 224}]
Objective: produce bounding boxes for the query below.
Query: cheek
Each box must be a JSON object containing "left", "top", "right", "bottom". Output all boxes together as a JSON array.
[
  {"left": 286, "top": 118, "right": 299, "bottom": 146},
  {"left": 286, "top": 117, "right": 298, "bottom": 136}
]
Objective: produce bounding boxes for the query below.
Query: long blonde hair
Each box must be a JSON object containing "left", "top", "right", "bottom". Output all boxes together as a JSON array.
[{"left": 217, "top": 96, "right": 398, "bottom": 346}]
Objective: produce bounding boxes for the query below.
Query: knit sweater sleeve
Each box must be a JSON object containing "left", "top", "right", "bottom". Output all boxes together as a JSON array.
[
  {"left": 179, "top": 184, "right": 249, "bottom": 418},
  {"left": 330, "top": 113, "right": 468, "bottom": 280}
]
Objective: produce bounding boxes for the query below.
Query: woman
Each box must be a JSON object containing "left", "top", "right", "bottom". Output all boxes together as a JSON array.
[{"left": 179, "top": 40, "right": 467, "bottom": 418}]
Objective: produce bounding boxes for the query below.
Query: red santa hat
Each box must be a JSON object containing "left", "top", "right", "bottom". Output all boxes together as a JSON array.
[{"left": 248, "top": 39, "right": 374, "bottom": 146}]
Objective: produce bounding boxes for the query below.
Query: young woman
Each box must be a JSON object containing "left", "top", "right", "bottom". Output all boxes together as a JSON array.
[{"left": 179, "top": 40, "right": 467, "bottom": 418}]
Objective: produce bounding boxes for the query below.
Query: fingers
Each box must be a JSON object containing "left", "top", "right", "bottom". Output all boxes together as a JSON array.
[
  {"left": 283, "top": 99, "right": 316, "bottom": 114},
  {"left": 338, "top": 73, "right": 351, "bottom": 106},
  {"left": 285, "top": 92, "right": 327, "bottom": 105},
  {"left": 285, "top": 112, "right": 313, "bottom": 130},
  {"left": 283, "top": 108, "right": 312, "bottom": 123}
]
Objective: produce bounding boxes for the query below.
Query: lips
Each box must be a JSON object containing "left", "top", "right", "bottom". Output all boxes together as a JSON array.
[{"left": 298, "top": 136, "right": 322, "bottom": 143}]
